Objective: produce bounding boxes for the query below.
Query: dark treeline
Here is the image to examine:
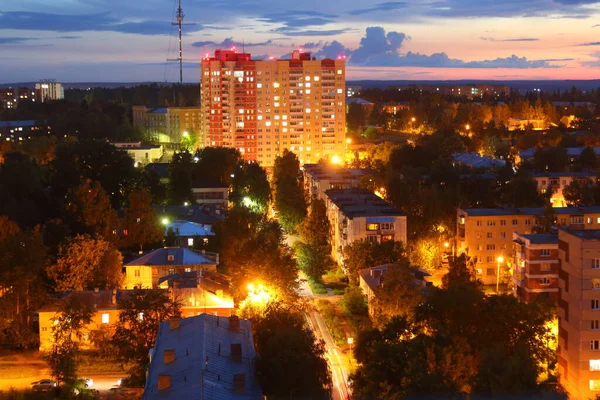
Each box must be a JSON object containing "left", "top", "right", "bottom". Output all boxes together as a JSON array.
[{"left": 64, "top": 83, "right": 200, "bottom": 107}]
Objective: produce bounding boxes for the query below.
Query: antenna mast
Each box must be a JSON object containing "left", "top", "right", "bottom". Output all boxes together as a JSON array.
[{"left": 167, "top": 0, "right": 185, "bottom": 84}]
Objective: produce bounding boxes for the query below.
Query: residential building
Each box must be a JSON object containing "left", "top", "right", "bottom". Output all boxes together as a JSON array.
[
  {"left": 346, "top": 85, "right": 362, "bottom": 98},
  {"left": 325, "top": 189, "right": 407, "bottom": 266},
  {"left": 395, "top": 84, "right": 510, "bottom": 99},
  {"left": 512, "top": 233, "right": 559, "bottom": 303},
  {"left": 123, "top": 247, "right": 217, "bottom": 289},
  {"left": 530, "top": 171, "right": 597, "bottom": 207},
  {"left": 518, "top": 147, "right": 600, "bottom": 166},
  {"left": 200, "top": 49, "right": 346, "bottom": 167},
  {"left": 132, "top": 106, "right": 202, "bottom": 145},
  {"left": 35, "top": 80, "right": 64, "bottom": 101},
  {"left": 191, "top": 181, "right": 229, "bottom": 207},
  {"left": 0, "top": 88, "right": 35, "bottom": 109},
  {"left": 0, "top": 120, "right": 47, "bottom": 140},
  {"left": 303, "top": 163, "right": 377, "bottom": 201},
  {"left": 381, "top": 101, "right": 410, "bottom": 114},
  {"left": 507, "top": 118, "right": 547, "bottom": 131},
  {"left": 143, "top": 314, "right": 261, "bottom": 399},
  {"left": 452, "top": 152, "right": 506, "bottom": 169},
  {"left": 164, "top": 220, "right": 215, "bottom": 248},
  {"left": 111, "top": 142, "right": 163, "bottom": 165},
  {"left": 155, "top": 204, "right": 225, "bottom": 226},
  {"left": 358, "top": 264, "right": 430, "bottom": 317},
  {"left": 346, "top": 97, "right": 374, "bottom": 116},
  {"left": 557, "top": 229, "right": 600, "bottom": 400},
  {"left": 457, "top": 206, "right": 600, "bottom": 285}
]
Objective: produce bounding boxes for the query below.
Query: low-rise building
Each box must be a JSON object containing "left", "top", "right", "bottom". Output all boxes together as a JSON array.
[
  {"left": 132, "top": 106, "right": 202, "bottom": 145},
  {"left": 111, "top": 142, "right": 163, "bottom": 165},
  {"left": 530, "top": 171, "right": 597, "bottom": 207},
  {"left": 123, "top": 247, "right": 217, "bottom": 289},
  {"left": 325, "top": 189, "right": 407, "bottom": 266},
  {"left": 155, "top": 204, "right": 226, "bottom": 226},
  {"left": 457, "top": 206, "right": 600, "bottom": 285},
  {"left": 303, "top": 163, "right": 376, "bottom": 201},
  {"left": 346, "top": 97, "right": 374, "bottom": 116},
  {"left": 508, "top": 118, "right": 547, "bottom": 131},
  {"left": 381, "top": 102, "right": 410, "bottom": 114},
  {"left": 191, "top": 181, "right": 229, "bottom": 207},
  {"left": 143, "top": 315, "right": 261, "bottom": 399},
  {"left": 557, "top": 229, "right": 600, "bottom": 400},
  {"left": 452, "top": 152, "right": 506, "bottom": 169},
  {"left": 0, "top": 120, "right": 47, "bottom": 139},
  {"left": 164, "top": 220, "right": 215, "bottom": 248},
  {"left": 517, "top": 147, "right": 600, "bottom": 165},
  {"left": 512, "top": 233, "right": 559, "bottom": 303}
]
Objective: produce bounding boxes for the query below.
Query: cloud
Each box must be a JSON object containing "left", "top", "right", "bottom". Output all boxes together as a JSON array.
[
  {"left": 348, "top": 2, "right": 409, "bottom": 15},
  {"left": 577, "top": 42, "right": 600, "bottom": 46},
  {"left": 351, "top": 26, "right": 408, "bottom": 65},
  {"left": 192, "top": 38, "right": 276, "bottom": 48},
  {"left": 56, "top": 35, "right": 81, "bottom": 39},
  {"left": 314, "top": 40, "right": 352, "bottom": 59},
  {"left": 594, "top": 24, "right": 600, "bottom": 27},
  {"left": 0, "top": 37, "right": 38, "bottom": 44},
  {"left": 582, "top": 51, "right": 600, "bottom": 67},
  {"left": 423, "top": 0, "right": 597, "bottom": 19},
  {"left": 297, "top": 41, "right": 323, "bottom": 49},
  {"left": 0, "top": 11, "right": 203, "bottom": 35},
  {"left": 481, "top": 37, "right": 540, "bottom": 42},
  {"left": 258, "top": 10, "right": 337, "bottom": 30},
  {"left": 273, "top": 29, "right": 351, "bottom": 36}
]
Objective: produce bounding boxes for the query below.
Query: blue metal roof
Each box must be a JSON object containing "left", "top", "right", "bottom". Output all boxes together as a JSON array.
[{"left": 0, "top": 120, "right": 36, "bottom": 127}]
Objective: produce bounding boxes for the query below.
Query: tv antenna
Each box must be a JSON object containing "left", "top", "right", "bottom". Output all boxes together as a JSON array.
[{"left": 167, "top": 0, "right": 195, "bottom": 84}]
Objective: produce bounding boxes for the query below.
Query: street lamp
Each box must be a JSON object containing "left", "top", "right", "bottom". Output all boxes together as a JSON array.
[
  {"left": 247, "top": 283, "right": 270, "bottom": 304},
  {"left": 496, "top": 256, "right": 504, "bottom": 294},
  {"left": 465, "top": 124, "right": 470, "bottom": 131},
  {"left": 331, "top": 155, "right": 342, "bottom": 165},
  {"left": 346, "top": 138, "right": 352, "bottom": 144},
  {"left": 161, "top": 218, "right": 170, "bottom": 225},
  {"left": 183, "top": 131, "right": 189, "bottom": 137}
]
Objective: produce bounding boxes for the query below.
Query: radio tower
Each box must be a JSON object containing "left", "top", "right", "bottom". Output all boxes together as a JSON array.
[{"left": 168, "top": 0, "right": 186, "bottom": 83}]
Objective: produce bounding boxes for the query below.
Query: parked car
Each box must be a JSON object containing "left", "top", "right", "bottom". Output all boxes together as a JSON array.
[{"left": 30, "top": 379, "right": 57, "bottom": 391}]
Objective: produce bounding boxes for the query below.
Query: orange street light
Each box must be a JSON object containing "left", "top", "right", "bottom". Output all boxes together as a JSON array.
[
  {"left": 346, "top": 138, "right": 352, "bottom": 144},
  {"left": 466, "top": 124, "right": 471, "bottom": 130},
  {"left": 331, "top": 155, "right": 342, "bottom": 165},
  {"left": 496, "top": 256, "right": 504, "bottom": 294}
]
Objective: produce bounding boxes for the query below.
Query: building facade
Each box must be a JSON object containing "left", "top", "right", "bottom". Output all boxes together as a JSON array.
[
  {"left": 530, "top": 172, "right": 597, "bottom": 207},
  {"left": 303, "top": 163, "right": 376, "bottom": 202},
  {"left": 557, "top": 229, "right": 600, "bottom": 400},
  {"left": 132, "top": 106, "right": 202, "bottom": 145},
  {"left": 512, "top": 233, "right": 559, "bottom": 303},
  {"left": 35, "top": 80, "right": 64, "bottom": 101},
  {"left": 325, "top": 189, "right": 407, "bottom": 266},
  {"left": 457, "top": 206, "right": 600, "bottom": 285},
  {"left": 200, "top": 49, "right": 346, "bottom": 167},
  {"left": 111, "top": 142, "right": 163, "bottom": 165}
]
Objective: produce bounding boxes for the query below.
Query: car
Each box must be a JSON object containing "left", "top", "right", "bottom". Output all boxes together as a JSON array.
[
  {"left": 82, "top": 377, "right": 94, "bottom": 388},
  {"left": 30, "top": 379, "right": 57, "bottom": 391}
]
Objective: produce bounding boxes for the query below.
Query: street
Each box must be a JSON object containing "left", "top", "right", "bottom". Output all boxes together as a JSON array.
[{"left": 299, "top": 278, "right": 351, "bottom": 400}]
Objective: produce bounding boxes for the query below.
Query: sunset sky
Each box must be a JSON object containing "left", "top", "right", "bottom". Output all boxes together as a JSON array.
[{"left": 1, "top": 0, "right": 599, "bottom": 82}]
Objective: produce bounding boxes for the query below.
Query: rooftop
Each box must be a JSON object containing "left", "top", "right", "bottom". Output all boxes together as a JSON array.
[
  {"left": 516, "top": 233, "right": 559, "bottom": 245},
  {"left": 124, "top": 247, "right": 216, "bottom": 267},
  {"left": 155, "top": 204, "right": 225, "bottom": 225},
  {"left": 325, "top": 188, "right": 404, "bottom": 219},
  {"left": 561, "top": 229, "right": 600, "bottom": 241},
  {"left": 0, "top": 120, "right": 37, "bottom": 127},
  {"left": 460, "top": 206, "right": 600, "bottom": 217},
  {"left": 164, "top": 220, "right": 214, "bottom": 237},
  {"left": 358, "top": 264, "right": 430, "bottom": 293},
  {"left": 303, "top": 163, "right": 376, "bottom": 181},
  {"left": 452, "top": 152, "right": 506, "bottom": 169},
  {"left": 346, "top": 97, "right": 374, "bottom": 105},
  {"left": 143, "top": 314, "right": 261, "bottom": 400},
  {"left": 520, "top": 147, "right": 600, "bottom": 158},
  {"left": 529, "top": 171, "right": 597, "bottom": 178}
]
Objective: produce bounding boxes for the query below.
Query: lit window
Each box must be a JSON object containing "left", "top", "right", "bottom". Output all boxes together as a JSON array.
[
  {"left": 257, "top": 83, "right": 262, "bottom": 88},
  {"left": 593, "top": 279, "right": 600, "bottom": 290},
  {"left": 306, "top": 83, "right": 311, "bottom": 88},
  {"left": 138, "top": 312, "right": 144, "bottom": 321},
  {"left": 305, "top": 76, "right": 310, "bottom": 81},
  {"left": 188, "top": 238, "right": 194, "bottom": 247},
  {"left": 367, "top": 223, "right": 378, "bottom": 231},
  {"left": 314, "top": 76, "right": 320, "bottom": 81},
  {"left": 591, "top": 360, "right": 600, "bottom": 371},
  {"left": 305, "top": 108, "right": 311, "bottom": 113},
  {"left": 337, "top": 89, "right": 343, "bottom": 94},
  {"left": 273, "top": 82, "right": 280, "bottom": 88},
  {"left": 266, "top": 121, "right": 272, "bottom": 127},
  {"left": 540, "top": 249, "right": 551, "bottom": 257},
  {"left": 337, "top": 70, "right": 342, "bottom": 74},
  {"left": 102, "top": 313, "right": 109, "bottom": 324},
  {"left": 591, "top": 379, "right": 600, "bottom": 390}
]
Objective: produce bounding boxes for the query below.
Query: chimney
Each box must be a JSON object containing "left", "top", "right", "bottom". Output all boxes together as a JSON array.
[
  {"left": 163, "top": 349, "right": 175, "bottom": 364},
  {"left": 157, "top": 375, "right": 171, "bottom": 391},
  {"left": 170, "top": 318, "right": 181, "bottom": 330},
  {"left": 111, "top": 289, "right": 117, "bottom": 305},
  {"left": 233, "top": 374, "right": 246, "bottom": 393},
  {"left": 94, "top": 287, "right": 100, "bottom": 293},
  {"left": 230, "top": 343, "right": 242, "bottom": 362},
  {"left": 229, "top": 315, "right": 240, "bottom": 332}
]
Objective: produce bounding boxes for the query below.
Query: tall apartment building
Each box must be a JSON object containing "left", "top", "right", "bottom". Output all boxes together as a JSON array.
[
  {"left": 325, "top": 189, "right": 407, "bottom": 266},
  {"left": 557, "top": 229, "right": 600, "bottom": 400},
  {"left": 512, "top": 233, "right": 559, "bottom": 303},
  {"left": 457, "top": 206, "right": 600, "bottom": 285},
  {"left": 35, "top": 80, "right": 64, "bottom": 101},
  {"left": 200, "top": 49, "right": 346, "bottom": 167},
  {"left": 0, "top": 88, "right": 38, "bottom": 109},
  {"left": 132, "top": 106, "right": 202, "bottom": 145}
]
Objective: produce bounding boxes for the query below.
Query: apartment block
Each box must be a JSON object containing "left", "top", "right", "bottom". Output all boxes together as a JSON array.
[
  {"left": 457, "top": 207, "right": 600, "bottom": 285},
  {"left": 530, "top": 171, "right": 597, "bottom": 207},
  {"left": 303, "top": 163, "right": 376, "bottom": 201},
  {"left": 325, "top": 189, "right": 407, "bottom": 266},
  {"left": 557, "top": 229, "right": 600, "bottom": 400},
  {"left": 512, "top": 233, "right": 559, "bottom": 303},
  {"left": 200, "top": 49, "right": 346, "bottom": 167},
  {"left": 132, "top": 106, "right": 202, "bottom": 145},
  {"left": 35, "top": 80, "right": 64, "bottom": 101}
]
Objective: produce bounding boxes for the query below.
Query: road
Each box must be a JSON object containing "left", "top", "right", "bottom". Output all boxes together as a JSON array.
[{"left": 299, "top": 278, "right": 351, "bottom": 400}]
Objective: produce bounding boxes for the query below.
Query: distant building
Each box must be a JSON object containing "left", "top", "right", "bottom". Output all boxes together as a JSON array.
[
  {"left": 35, "top": 80, "right": 64, "bottom": 101},
  {"left": 0, "top": 87, "right": 38, "bottom": 109},
  {"left": 452, "top": 152, "right": 506, "bottom": 169},
  {"left": 111, "top": 142, "right": 163, "bottom": 165},
  {"left": 325, "top": 188, "right": 407, "bottom": 266},
  {"left": 164, "top": 220, "right": 215, "bottom": 248},
  {"left": 381, "top": 101, "right": 410, "bottom": 115},
  {"left": 155, "top": 204, "right": 225, "bottom": 226},
  {"left": 530, "top": 171, "right": 597, "bottom": 207},
  {"left": 507, "top": 118, "right": 547, "bottom": 131},
  {"left": 395, "top": 84, "right": 510, "bottom": 99},
  {"left": 0, "top": 120, "right": 47, "bottom": 140},
  {"left": 557, "top": 229, "right": 600, "bottom": 400},
  {"left": 201, "top": 49, "right": 346, "bottom": 167},
  {"left": 132, "top": 106, "right": 202, "bottom": 145},
  {"left": 123, "top": 247, "right": 218, "bottom": 289},
  {"left": 143, "top": 315, "right": 262, "bottom": 399},
  {"left": 303, "top": 163, "right": 377, "bottom": 202},
  {"left": 512, "top": 233, "right": 559, "bottom": 303},
  {"left": 346, "top": 97, "right": 374, "bottom": 116},
  {"left": 346, "top": 85, "right": 362, "bottom": 98},
  {"left": 517, "top": 147, "right": 600, "bottom": 165},
  {"left": 191, "top": 181, "right": 229, "bottom": 207}
]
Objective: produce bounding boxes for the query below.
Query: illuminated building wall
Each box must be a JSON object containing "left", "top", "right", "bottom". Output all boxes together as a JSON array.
[
  {"left": 132, "top": 106, "right": 202, "bottom": 144},
  {"left": 35, "top": 80, "right": 64, "bottom": 101},
  {"left": 200, "top": 49, "right": 346, "bottom": 167}
]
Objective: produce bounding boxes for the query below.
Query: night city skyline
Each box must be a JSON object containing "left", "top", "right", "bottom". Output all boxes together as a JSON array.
[{"left": 1, "top": 0, "right": 600, "bottom": 82}]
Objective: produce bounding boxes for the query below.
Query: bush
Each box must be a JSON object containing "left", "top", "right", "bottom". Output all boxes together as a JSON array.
[
  {"left": 339, "top": 287, "right": 368, "bottom": 317},
  {"left": 315, "top": 300, "right": 346, "bottom": 346},
  {"left": 308, "top": 279, "right": 328, "bottom": 295}
]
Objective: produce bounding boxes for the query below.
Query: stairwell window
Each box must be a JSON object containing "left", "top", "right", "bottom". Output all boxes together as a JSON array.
[
  {"left": 593, "top": 300, "right": 600, "bottom": 310},
  {"left": 593, "top": 259, "right": 600, "bottom": 269},
  {"left": 592, "top": 340, "right": 600, "bottom": 351},
  {"left": 592, "top": 320, "right": 600, "bottom": 330},
  {"left": 540, "top": 249, "right": 551, "bottom": 257}
]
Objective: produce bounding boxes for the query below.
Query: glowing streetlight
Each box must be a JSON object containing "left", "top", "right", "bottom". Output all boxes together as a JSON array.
[
  {"left": 161, "top": 218, "right": 170, "bottom": 225},
  {"left": 411, "top": 117, "right": 416, "bottom": 122},
  {"left": 184, "top": 201, "right": 189, "bottom": 207},
  {"left": 496, "top": 256, "right": 504, "bottom": 294},
  {"left": 465, "top": 124, "right": 470, "bottom": 131},
  {"left": 247, "top": 283, "right": 270, "bottom": 304},
  {"left": 346, "top": 138, "right": 352, "bottom": 144},
  {"left": 183, "top": 131, "right": 189, "bottom": 137},
  {"left": 444, "top": 242, "right": 449, "bottom": 248},
  {"left": 331, "top": 155, "right": 342, "bottom": 165}
]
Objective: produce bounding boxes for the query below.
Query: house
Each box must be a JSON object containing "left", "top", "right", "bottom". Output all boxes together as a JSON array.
[
  {"left": 191, "top": 181, "right": 229, "bottom": 207},
  {"left": 325, "top": 189, "right": 408, "bottom": 266},
  {"left": 111, "top": 142, "right": 163, "bottom": 165},
  {"left": 381, "top": 102, "right": 410, "bottom": 115},
  {"left": 143, "top": 315, "right": 262, "bottom": 399},
  {"left": 452, "top": 152, "right": 506, "bottom": 169},
  {"left": 155, "top": 204, "right": 225, "bottom": 226},
  {"left": 530, "top": 171, "right": 597, "bottom": 207},
  {"left": 164, "top": 220, "right": 215, "bottom": 248},
  {"left": 512, "top": 233, "right": 559, "bottom": 303},
  {"left": 302, "top": 163, "right": 377, "bottom": 201},
  {"left": 517, "top": 147, "right": 600, "bottom": 165},
  {"left": 123, "top": 247, "right": 218, "bottom": 289},
  {"left": 346, "top": 97, "right": 375, "bottom": 116}
]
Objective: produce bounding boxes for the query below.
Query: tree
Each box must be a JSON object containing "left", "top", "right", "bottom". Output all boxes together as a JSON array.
[
  {"left": 343, "top": 239, "right": 406, "bottom": 282},
  {"left": 65, "top": 180, "right": 119, "bottom": 242},
  {"left": 295, "top": 199, "right": 334, "bottom": 281},
  {"left": 579, "top": 146, "right": 597, "bottom": 170},
  {"left": 563, "top": 179, "right": 600, "bottom": 206},
  {"left": 230, "top": 162, "right": 271, "bottom": 214},
  {"left": 44, "top": 296, "right": 94, "bottom": 387},
  {"left": 501, "top": 175, "right": 545, "bottom": 207},
  {"left": 111, "top": 289, "right": 181, "bottom": 385},
  {"left": 121, "top": 188, "right": 163, "bottom": 251},
  {"left": 254, "top": 301, "right": 332, "bottom": 399},
  {"left": 442, "top": 254, "right": 478, "bottom": 288},
  {"left": 192, "top": 147, "right": 241, "bottom": 185},
  {"left": 533, "top": 147, "right": 569, "bottom": 172},
  {"left": 180, "top": 129, "right": 198, "bottom": 151},
  {"left": 273, "top": 150, "right": 307, "bottom": 233},
  {"left": 168, "top": 151, "right": 194, "bottom": 205},
  {"left": 48, "top": 234, "right": 123, "bottom": 292}
]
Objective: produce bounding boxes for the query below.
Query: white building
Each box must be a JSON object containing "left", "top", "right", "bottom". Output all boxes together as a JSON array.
[
  {"left": 303, "top": 163, "right": 376, "bottom": 202},
  {"left": 111, "top": 142, "right": 163, "bottom": 165},
  {"left": 35, "top": 80, "right": 64, "bottom": 101},
  {"left": 530, "top": 171, "right": 597, "bottom": 207}
]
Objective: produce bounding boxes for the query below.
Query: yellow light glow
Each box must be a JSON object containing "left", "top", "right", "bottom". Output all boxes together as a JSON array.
[
  {"left": 161, "top": 218, "right": 169, "bottom": 225},
  {"left": 346, "top": 138, "right": 352, "bottom": 144},
  {"left": 444, "top": 242, "right": 449, "bottom": 248},
  {"left": 331, "top": 155, "right": 342, "bottom": 165},
  {"left": 497, "top": 256, "right": 504, "bottom": 263},
  {"left": 411, "top": 117, "right": 416, "bottom": 122},
  {"left": 466, "top": 124, "right": 470, "bottom": 130}
]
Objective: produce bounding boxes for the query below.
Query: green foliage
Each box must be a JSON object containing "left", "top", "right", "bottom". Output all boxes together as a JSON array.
[
  {"left": 167, "top": 151, "right": 194, "bottom": 205},
  {"left": 254, "top": 301, "right": 332, "bottom": 399},
  {"left": 307, "top": 279, "right": 327, "bottom": 295},
  {"left": 501, "top": 174, "right": 545, "bottom": 207},
  {"left": 111, "top": 289, "right": 181, "bottom": 385},
  {"left": 192, "top": 147, "right": 241, "bottom": 185},
  {"left": 230, "top": 162, "right": 270, "bottom": 214},
  {"left": 563, "top": 179, "right": 600, "bottom": 206},
  {"left": 120, "top": 188, "right": 163, "bottom": 251},
  {"left": 339, "top": 286, "right": 368, "bottom": 316},
  {"left": 343, "top": 239, "right": 406, "bottom": 282},
  {"left": 315, "top": 299, "right": 347, "bottom": 346},
  {"left": 295, "top": 198, "right": 334, "bottom": 281},
  {"left": 273, "top": 150, "right": 307, "bottom": 233},
  {"left": 48, "top": 234, "right": 123, "bottom": 292},
  {"left": 180, "top": 129, "right": 198, "bottom": 151}
]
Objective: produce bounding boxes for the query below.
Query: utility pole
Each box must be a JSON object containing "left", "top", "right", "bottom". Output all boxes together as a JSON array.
[{"left": 168, "top": 0, "right": 192, "bottom": 84}]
